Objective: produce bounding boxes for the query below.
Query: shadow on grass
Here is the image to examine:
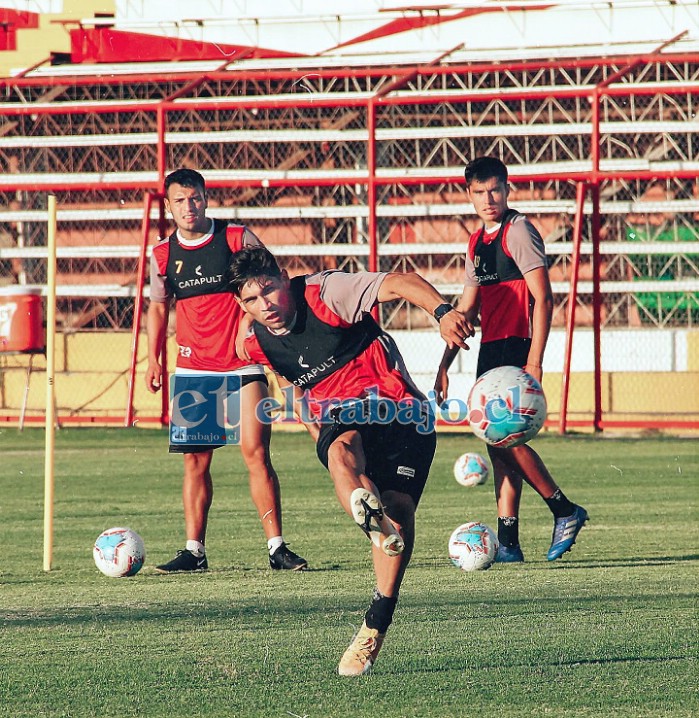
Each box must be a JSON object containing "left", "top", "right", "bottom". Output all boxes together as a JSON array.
[
  {"left": 1, "top": 593, "right": 339, "bottom": 628},
  {"left": 381, "top": 652, "right": 693, "bottom": 676},
  {"left": 4, "top": 586, "right": 695, "bottom": 629},
  {"left": 545, "top": 554, "right": 699, "bottom": 569},
  {"left": 154, "top": 564, "right": 345, "bottom": 574},
  {"left": 408, "top": 553, "right": 699, "bottom": 571}
]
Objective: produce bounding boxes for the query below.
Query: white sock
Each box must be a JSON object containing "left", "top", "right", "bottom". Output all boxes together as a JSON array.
[
  {"left": 267, "top": 536, "right": 284, "bottom": 555},
  {"left": 186, "top": 540, "right": 205, "bottom": 557}
]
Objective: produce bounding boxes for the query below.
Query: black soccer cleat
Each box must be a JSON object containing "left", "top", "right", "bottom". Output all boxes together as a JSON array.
[
  {"left": 155, "top": 549, "right": 208, "bottom": 573},
  {"left": 269, "top": 543, "right": 308, "bottom": 571}
]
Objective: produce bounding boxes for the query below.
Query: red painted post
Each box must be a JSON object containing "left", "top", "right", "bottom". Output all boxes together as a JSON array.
[{"left": 558, "top": 181, "right": 588, "bottom": 434}]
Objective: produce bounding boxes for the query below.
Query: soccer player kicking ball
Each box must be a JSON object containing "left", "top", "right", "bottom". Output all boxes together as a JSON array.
[
  {"left": 228, "top": 246, "right": 472, "bottom": 676},
  {"left": 435, "top": 156, "right": 588, "bottom": 563}
]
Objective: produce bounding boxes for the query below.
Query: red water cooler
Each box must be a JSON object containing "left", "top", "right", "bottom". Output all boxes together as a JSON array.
[{"left": 0, "top": 286, "right": 45, "bottom": 353}]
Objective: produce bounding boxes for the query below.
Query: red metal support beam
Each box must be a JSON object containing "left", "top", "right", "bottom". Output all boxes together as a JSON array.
[
  {"left": 584, "top": 33, "right": 689, "bottom": 433},
  {"left": 590, "top": 182, "right": 603, "bottom": 432},
  {"left": 156, "top": 106, "right": 167, "bottom": 194},
  {"left": 367, "top": 99, "right": 378, "bottom": 275},
  {"left": 3, "top": 51, "right": 697, "bottom": 90},
  {"left": 374, "top": 43, "right": 464, "bottom": 98},
  {"left": 1, "top": 165, "right": 697, "bottom": 194},
  {"left": 589, "top": 86, "right": 603, "bottom": 433},
  {"left": 125, "top": 190, "right": 154, "bottom": 427},
  {"left": 367, "top": 43, "right": 464, "bottom": 287},
  {"left": 596, "top": 31, "right": 688, "bottom": 91},
  {"left": 162, "top": 59, "right": 234, "bottom": 103},
  {"left": 2, "top": 168, "right": 697, "bottom": 194},
  {"left": 558, "top": 181, "right": 588, "bottom": 435},
  {"left": 157, "top": 197, "right": 170, "bottom": 427},
  {"left": 0, "top": 79, "right": 695, "bottom": 120}
]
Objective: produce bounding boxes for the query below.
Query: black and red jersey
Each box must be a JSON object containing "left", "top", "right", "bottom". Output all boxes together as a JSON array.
[
  {"left": 464, "top": 211, "right": 547, "bottom": 343},
  {"left": 150, "top": 219, "right": 256, "bottom": 372},
  {"left": 245, "top": 272, "right": 424, "bottom": 406}
]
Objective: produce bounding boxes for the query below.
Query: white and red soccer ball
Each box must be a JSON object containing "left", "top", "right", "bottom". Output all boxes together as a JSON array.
[
  {"left": 453, "top": 452, "right": 489, "bottom": 487},
  {"left": 93, "top": 527, "right": 145, "bottom": 577},
  {"left": 467, "top": 365, "right": 547, "bottom": 448},
  {"left": 448, "top": 521, "right": 499, "bottom": 571}
]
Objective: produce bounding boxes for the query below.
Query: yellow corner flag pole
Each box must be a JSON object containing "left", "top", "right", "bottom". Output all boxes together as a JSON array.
[{"left": 43, "top": 194, "right": 57, "bottom": 572}]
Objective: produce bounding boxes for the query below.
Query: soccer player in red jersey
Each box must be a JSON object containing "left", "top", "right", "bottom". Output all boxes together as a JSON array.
[
  {"left": 228, "top": 245, "right": 472, "bottom": 675},
  {"left": 145, "top": 169, "right": 307, "bottom": 573},
  {"left": 435, "top": 156, "right": 588, "bottom": 563}
]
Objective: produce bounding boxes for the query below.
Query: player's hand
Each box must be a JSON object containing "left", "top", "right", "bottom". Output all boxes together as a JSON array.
[
  {"left": 236, "top": 333, "right": 251, "bottom": 361},
  {"left": 145, "top": 360, "right": 162, "bottom": 394},
  {"left": 439, "top": 309, "right": 474, "bottom": 350},
  {"left": 235, "top": 314, "right": 253, "bottom": 361},
  {"left": 433, "top": 367, "right": 450, "bottom": 405},
  {"left": 525, "top": 363, "right": 543, "bottom": 384}
]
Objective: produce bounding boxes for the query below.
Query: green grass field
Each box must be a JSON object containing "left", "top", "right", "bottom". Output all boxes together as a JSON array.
[{"left": 0, "top": 428, "right": 696, "bottom": 718}]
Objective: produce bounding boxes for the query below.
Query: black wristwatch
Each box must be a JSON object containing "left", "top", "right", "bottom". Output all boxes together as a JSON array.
[{"left": 433, "top": 302, "right": 454, "bottom": 322}]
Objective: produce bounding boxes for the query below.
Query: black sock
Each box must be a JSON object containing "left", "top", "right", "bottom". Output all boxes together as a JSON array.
[
  {"left": 364, "top": 588, "right": 398, "bottom": 633},
  {"left": 545, "top": 489, "right": 575, "bottom": 518},
  {"left": 498, "top": 516, "right": 519, "bottom": 547}
]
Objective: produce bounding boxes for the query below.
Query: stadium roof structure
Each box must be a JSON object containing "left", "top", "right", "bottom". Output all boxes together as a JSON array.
[
  {"left": 0, "top": 0, "right": 694, "bottom": 202},
  {"left": 13, "top": 0, "right": 699, "bottom": 78}
]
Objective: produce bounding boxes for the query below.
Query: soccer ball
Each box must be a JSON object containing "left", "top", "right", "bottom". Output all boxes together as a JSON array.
[
  {"left": 448, "top": 522, "right": 499, "bottom": 572},
  {"left": 467, "top": 365, "right": 547, "bottom": 448},
  {"left": 93, "top": 527, "right": 146, "bottom": 578},
  {"left": 453, "top": 452, "right": 489, "bottom": 487}
]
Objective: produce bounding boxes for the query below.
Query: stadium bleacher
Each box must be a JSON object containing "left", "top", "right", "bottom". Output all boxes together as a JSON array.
[{"left": 0, "top": 1, "right": 697, "bottom": 425}]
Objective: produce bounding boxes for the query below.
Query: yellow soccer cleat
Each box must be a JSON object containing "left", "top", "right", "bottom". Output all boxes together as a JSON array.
[{"left": 338, "top": 621, "right": 386, "bottom": 676}]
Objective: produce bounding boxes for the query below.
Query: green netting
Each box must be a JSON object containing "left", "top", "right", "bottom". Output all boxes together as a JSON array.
[{"left": 625, "top": 226, "right": 699, "bottom": 315}]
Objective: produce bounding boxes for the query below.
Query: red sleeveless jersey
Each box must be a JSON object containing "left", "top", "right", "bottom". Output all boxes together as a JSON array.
[
  {"left": 151, "top": 220, "right": 254, "bottom": 372},
  {"left": 465, "top": 213, "right": 546, "bottom": 343}
]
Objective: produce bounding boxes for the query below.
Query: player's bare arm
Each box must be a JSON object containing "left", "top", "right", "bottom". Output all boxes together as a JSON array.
[
  {"left": 522, "top": 267, "right": 553, "bottom": 382},
  {"left": 455, "top": 285, "right": 481, "bottom": 326},
  {"left": 235, "top": 311, "right": 254, "bottom": 361},
  {"left": 145, "top": 299, "right": 169, "bottom": 393},
  {"left": 377, "top": 272, "right": 474, "bottom": 350},
  {"left": 434, "top": 285, "right": 480, "bottom": 403}
]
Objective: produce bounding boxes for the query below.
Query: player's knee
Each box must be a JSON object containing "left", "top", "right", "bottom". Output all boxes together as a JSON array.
[
  {"left": 326, "top": 432, "right": 361, "bottom": 471},
  {"left": 487, "top": 444, "right": 508, "bottom": 460},
  {"left": 241, "top": 442, "right": 272, "bottom": 474},
  {"left": 382, "top": 490, "right": 415, "bottom": 529},
  {"left": 183, "top": 451, "right": 212, "bottom": 478}
]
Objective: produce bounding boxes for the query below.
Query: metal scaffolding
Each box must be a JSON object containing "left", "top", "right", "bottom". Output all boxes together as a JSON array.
[{"left": 0, "top": 50, "right": 697, "bottom": 427}]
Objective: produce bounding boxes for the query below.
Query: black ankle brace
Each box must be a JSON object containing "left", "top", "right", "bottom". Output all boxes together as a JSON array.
[{"left": 364, "top": 588, "right": 398, "bottom": 633}]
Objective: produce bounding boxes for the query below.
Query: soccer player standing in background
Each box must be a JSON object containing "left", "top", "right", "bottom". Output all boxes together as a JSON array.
[
  {"left": 434, "top": 156, "right": 588, "bottom": 562},
  {"left": 145, "top": 168, "right": 307, "bottom": 573},
  {"left": 228, "top": 245, "right": 472, "bottom": 675}
]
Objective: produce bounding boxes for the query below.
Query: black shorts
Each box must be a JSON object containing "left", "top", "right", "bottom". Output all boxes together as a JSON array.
[
  {"left": 168, "top": 373, "right": 269, "bottom": 455},
  {"left": 316, "top": 402, "right": 436, "bottom": 507},
  {"left": 477, "top": 337, "right": 532, "bottom": 378}
]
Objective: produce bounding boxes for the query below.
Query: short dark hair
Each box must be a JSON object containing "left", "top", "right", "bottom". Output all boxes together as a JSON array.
[
  {"left": 165, "top": 168, "right": 206, "bottom": 195},
  {"left": 464, "top": 156, "right": 508, "bottom": 187},
  {"left": 227, "top": 246, "right": 283, "bottom": 295}
]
